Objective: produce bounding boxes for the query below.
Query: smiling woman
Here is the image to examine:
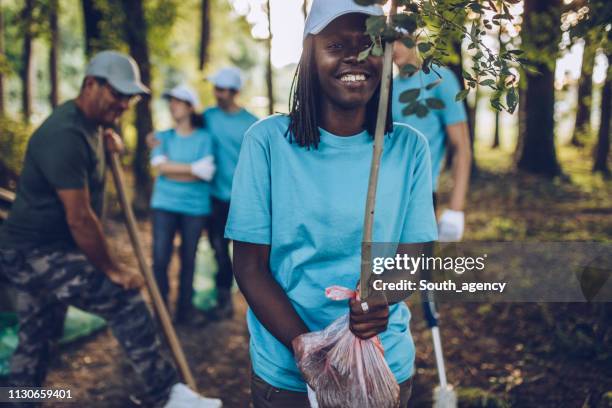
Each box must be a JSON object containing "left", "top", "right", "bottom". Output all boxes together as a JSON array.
[
  {"left": 286, "top": 13, "right": 393, "bottom": 147},
  {"left": 225, "top": 0, "right": 437, "bottom": 407}
]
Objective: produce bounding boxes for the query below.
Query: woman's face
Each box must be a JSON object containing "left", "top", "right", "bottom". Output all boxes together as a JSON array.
[
  {"left": 169, "top": 97, "right": 193, "bottom": 122},
  {"left": 313, "top": 13, "right": 382, "bottom": 111}
]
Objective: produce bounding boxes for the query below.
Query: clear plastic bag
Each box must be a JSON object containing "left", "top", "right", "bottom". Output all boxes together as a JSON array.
[{"left": 293, "top": 286, "right": 400, "bottom": 408}]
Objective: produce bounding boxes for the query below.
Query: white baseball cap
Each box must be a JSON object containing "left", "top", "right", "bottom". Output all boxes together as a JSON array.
[
  {"left": 207, "top": 67, "right": 243, "bottom": 91},
  {"left": 162, "top": 84, "right": 201, "bottom": 109},
  {"left": 303, "top": 0, "right": 384, "bottom": 40},
  {"left": 85, "top": 50, "right": 150, "bottom": 95}
]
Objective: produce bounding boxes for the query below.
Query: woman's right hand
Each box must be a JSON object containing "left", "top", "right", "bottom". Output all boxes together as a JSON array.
[{"left": 349, "top": 292, "right": 389, "bottom": 340}]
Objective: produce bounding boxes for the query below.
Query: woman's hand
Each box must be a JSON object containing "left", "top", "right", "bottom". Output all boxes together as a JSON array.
[{"left": 349, "top": 292, "right": 389, "bottom": 340}]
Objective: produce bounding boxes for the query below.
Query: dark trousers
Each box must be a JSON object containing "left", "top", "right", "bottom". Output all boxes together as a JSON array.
[
  {"left": 251, "top": 372, "right": 413, "bottom": 408},
  {"left": 209, "top": 197, "right": 233, "bottom": 292},
  {"left": 0, "top": 248, "right": 178, "bottom": 407},
  {"left": 152, "top": 209, "right": 207, "bottom": 319}
]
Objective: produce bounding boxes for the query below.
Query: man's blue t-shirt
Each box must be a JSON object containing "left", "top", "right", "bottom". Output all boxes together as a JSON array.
[
  {"left": 150, "top": 128, "right": 214, "bottom": 215},
  {"left": 392, "top": 66, "right": 467, "bottom": 190},
  {"left": 203, "top": 107, "right": 258, "bottom": 201},
  {"left": 225, "top": 115, "right": 438, "bottom": 391}
]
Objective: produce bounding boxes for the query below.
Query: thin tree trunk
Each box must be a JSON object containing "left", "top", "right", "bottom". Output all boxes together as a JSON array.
[
  {"left": 49, "top": 0, "right": 59, "bottom": 108},
  {"left": 265, "top": 0, "right": 274, "bottom": 115},
  {"left": 515, "top": 0, "right": 561, "bottom": 176},
  {"left": 20, "top": 0, "right": 34, "bottom": 123},
  {"left": 571, "top": 43, "right": 595, "bottom": 146},
  {"left": 593, "top": 56, "right": 610, "bottom": 176},
  {"left": 81, "top": 0, "right": 103, "bottom": 57},
  {"left": 121, "top": 0, "right": 154, "bottom": 216},
  {"left": 493, "top": 110, "right": 500, "bottom": 148},
  {"left": 0, "top": 0, "right": 5, "bottom": 116},
  {"left": 198, "top": 0, "right": 210, "bottom": 70}
]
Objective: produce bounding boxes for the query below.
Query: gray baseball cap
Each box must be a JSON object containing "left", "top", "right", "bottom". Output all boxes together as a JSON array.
[
  {"left": 85, "top": 50, "right": 150, "bottom": 95},
  {"left": 303, "top": 0, "right": 384, "bottom": 40}
]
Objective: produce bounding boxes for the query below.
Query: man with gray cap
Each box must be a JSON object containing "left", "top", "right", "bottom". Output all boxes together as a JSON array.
[{"left": 0, "top": 51, "right": 221, "bottom": 408}]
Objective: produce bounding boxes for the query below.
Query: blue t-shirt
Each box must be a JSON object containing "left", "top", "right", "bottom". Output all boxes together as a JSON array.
[
  {"left": 392, "top": 66, "right": 467, "bottom": 190},
  {"left": 225, "top": 115, "right": 438, "bottom": 391},
  {"left": 204, "top": 107, "right": 258, "bottom": 201},
  {"left": 150, "top": 128, "right": 214, "bottom": 215}
]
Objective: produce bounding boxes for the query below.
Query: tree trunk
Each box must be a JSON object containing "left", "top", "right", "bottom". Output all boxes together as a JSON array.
[
  {"left": 515, "top": 0, "right": 561, "bottom": 176},
  {"left": 0, "top": 0, "right": 5, "bottom": 116},
  {"left": 121, "top": 0, "right": 153, "bottom": 216},
  {"left": 492, "top": 110, "right": 500, "bottom": 148},
  {"left": 81, "top": 0, "right": 104, "bottom": 57},
  {"left": 198, "top": 0, "right": 210, "bottom": 70},
  {"left": 265, "top": 0, "right": 274, "bottom": 115},
  {"left": 571, "top": 44, "right": 595, "bottom": 146},
  {"left": 49, "top": 0, "right": 59, "bottom": 108},
  {"left": 20, "top": 0, "right": 34, "bottom": 123},
  {"left": 593, "top": 56, "right": 610, "bottom": 176}
]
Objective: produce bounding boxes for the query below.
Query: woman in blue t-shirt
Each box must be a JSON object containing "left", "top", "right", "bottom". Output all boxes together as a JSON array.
[
  {"left": 149, "top": 84, "right": 216, "bottom": 324},
  {"left": 225, "top": 1, "right": 437, "bottom": 407}
]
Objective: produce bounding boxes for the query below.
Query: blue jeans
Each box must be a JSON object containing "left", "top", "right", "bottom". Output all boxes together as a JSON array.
[{"left": 152, "top": 209, "right": 207, "bottom": 320}]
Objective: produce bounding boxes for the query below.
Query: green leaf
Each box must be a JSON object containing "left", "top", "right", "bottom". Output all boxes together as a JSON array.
[
  {"left": 358, "top": 46, "right": 372, "bottom": 61},
  {"left": 426, "top": 98, "right": 446, "bottom": 110},
  {"left": 402, "top": 102, "right": 418, "bottom": 116},
  {"left": 371, "top": 44, "right": 383, "bottom": 57},
  {"left": 401, "top": 37, "right": 416, "bottom": 49},
  {"left": 506, "top": 87, "right": 518, "bottom": 114},
  {"left": 415, "top": 102, "right": 429, "bottom": 118},
  {"left": 479, "top": 79, "right": 495, "bottom": 87},
  {"left": 393, "top": 14, "right": 417, "bottom": 33},
  {"left": 425, "top": 79, "right": 441, "bottom": 90},
  {"left": 365, "top": 15, "right": 387, "bottom": 36},
  {"left": 399, "top": 88, "right": 421, "bottom": 103},
  {"left": 456, "top": 89, "right": 470, "bottom": 102},
  {"left": 401, "top": 64, "right": 419, "bottom": 75},
  {"left": 418, "top": 42, "right": 433, "bottom": 53}
]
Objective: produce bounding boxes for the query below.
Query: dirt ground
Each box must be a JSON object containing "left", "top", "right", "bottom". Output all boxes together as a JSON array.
[{"left": 9, "top": 155, "right": 612, "bottom": 407}]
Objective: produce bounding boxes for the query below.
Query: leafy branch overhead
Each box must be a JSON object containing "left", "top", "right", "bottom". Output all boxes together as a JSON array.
[{"left": 354, "top": 0, "right": 527, "bottom": 117}]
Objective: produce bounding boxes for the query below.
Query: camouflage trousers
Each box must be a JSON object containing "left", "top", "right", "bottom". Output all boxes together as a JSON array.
[{"left": 0, "top": 248, "right": 179, "bottom": 407}]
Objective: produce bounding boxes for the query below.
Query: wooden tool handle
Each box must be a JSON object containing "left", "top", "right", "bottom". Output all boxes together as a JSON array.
[{"left": 109, "top": 153, "right": 198, "bottom": 391}]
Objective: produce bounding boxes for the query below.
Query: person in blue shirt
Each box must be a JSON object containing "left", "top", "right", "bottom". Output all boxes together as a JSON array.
[
  {"left": 203, "top": 67, "right": 258, "bottom": 320},
  {"left": 225, "top": 1, "right": 437, "bottom": 406},
  {"left": 149, "top": 85, "right": 216, "bottom": 325},
  {"left": 392, "top": 39, "right": 471, "bottom": 241}
]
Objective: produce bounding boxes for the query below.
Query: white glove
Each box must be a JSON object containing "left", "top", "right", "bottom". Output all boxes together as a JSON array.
[
  {"left": 307, "top": 386, "right": 319, "bottom": 408},
  {"left": 437, "top": 209, "right": 465, "bottom": 242},
  {"left": 190, "top": 156, "right": 216, "bottom": 181},
  {"left": 150, "top": 155, "right": 168, "bottom": 167}
]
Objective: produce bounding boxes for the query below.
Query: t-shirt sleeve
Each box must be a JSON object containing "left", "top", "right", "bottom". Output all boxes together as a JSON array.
[
  {"left": 224, "top": 128, "right": 271, "bottom": 244},
  {"left": 436, "top": 67, "right": 468, "bottom": 126},
  {"left": 34, "top": 129, "right": 90, "bottom": 190},
  {"left": 400, "top": 133, "right": 438, "bottom": 242}
]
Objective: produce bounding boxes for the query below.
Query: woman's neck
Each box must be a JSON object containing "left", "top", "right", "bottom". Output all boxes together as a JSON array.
[
  {"left": 175, "top": 118, "right": 194, "bottom": 136},
  {"left": 319, "top": 100, "right": 367, "bottom": 136}
]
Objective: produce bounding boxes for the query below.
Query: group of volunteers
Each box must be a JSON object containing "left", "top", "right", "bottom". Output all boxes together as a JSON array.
[
  {"left": 0, "top": 0, "right": 470, "bottom": 407},
  {"left": 148, "top": 68, "right": 257, "bottom": 326}
]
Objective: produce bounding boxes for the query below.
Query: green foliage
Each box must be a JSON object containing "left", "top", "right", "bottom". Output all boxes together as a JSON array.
[
  {"left": 355, "top": 0, "right": 523, "bottom": 118},
  {"left": 0, "top": 117, "right": 30, "bottom": 176}
]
